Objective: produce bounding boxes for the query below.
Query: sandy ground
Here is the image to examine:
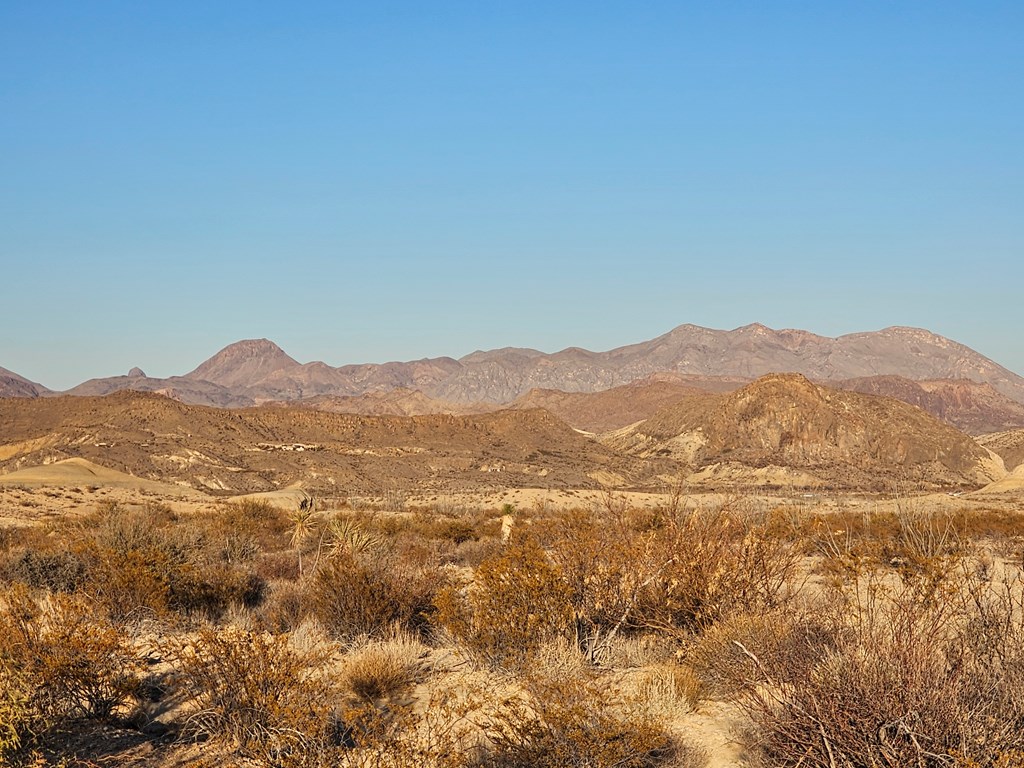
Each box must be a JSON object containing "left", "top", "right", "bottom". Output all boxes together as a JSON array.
[
  {"left": 0, "top": 458, "right": 204, "bottom": 496},
  {"left": 3, "top": 465, "right": 1024, "bottom": 768},
  {"left": 3, "top": 455, "right": 1022, "bottom": 527}
]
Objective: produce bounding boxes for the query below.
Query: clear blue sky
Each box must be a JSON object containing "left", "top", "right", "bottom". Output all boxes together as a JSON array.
[{"left": 2, "top": 1, "right": 1021, "bottom": 389}]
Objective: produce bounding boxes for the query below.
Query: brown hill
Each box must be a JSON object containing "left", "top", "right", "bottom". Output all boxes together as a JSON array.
[
  {"left": 605, "top": 373, "right": 1003, "bottom": 490},
  {"left": 510, "top": 376, "right": 731, "bottom": 433},
  {"left": 65, "top": 372, "right": 253, "bottom": 408},
  {"left": 0, "top": 367, "right": 50, "bottom": 398},
  {"left": 977, "top": 430, "right": 1024, "bottom": 473},
  {"left": 833, "top": 376, "right": 1024, "bottom": 435},
  {"left": 0, "top": 392, "right": 661, "bottom": 495},
  {"left": 280, "top": 388, "right": 497, "bottom": 417}
]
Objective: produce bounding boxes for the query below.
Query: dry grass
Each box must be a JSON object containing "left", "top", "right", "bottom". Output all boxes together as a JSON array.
[
  {"left": 3, "top": 490, "right": 1024, "bottom": 767},
  {"left": 340, "top": 632, "right": 431, "bottom": 708}
]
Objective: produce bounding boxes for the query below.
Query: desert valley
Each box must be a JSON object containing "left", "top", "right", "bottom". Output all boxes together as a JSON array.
[{"left": 3, "top": 323, "right": 1024, "bottom": 767}]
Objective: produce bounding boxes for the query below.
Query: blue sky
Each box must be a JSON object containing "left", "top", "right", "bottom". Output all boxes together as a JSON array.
[{"left": 2, "top": 2, "right": 1021, "bottom": 389}]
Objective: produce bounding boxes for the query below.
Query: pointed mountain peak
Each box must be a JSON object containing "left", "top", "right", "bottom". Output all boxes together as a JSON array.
[{"left": 186, "top": 338, "right": 300, "bottom": 388}]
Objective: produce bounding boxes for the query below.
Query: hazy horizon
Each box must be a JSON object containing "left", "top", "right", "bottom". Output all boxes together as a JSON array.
[{"left": 3, "top": 2, "right": 1021, "bottom": 389}]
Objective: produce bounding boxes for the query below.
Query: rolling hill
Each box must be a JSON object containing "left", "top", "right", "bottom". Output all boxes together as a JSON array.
[
  {"left": 604, "top": 373, "right": 1004, "bottom": 490},
  {"left": 0, "top": 391, "right": 663, "bottom": 495}
]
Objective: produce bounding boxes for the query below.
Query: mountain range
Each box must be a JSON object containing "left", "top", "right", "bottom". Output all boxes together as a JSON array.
[{"left": 4, "top": 324, "right": 1024, "bottom": 435}]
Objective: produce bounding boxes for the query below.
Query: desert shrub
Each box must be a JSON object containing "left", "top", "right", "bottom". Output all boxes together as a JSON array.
[
  {"left": 258, "top": 549, "right": 302, "bottom": 581},
  {"left": 259, "top": 579, "right": 312, "bottom": 633},
  {"left": 52, "top": 503, "right": 271, "bottom": 623},
  {"left": 435, "top": 519, "right": 477, "bottom": 545},
  {"left": 599, "top": 633, "right": 677, "bottom": 669},
  {"left": 434, "top": 531, "right": 573, "bottom": 670},
  {"left": 450, "top": 536, "right": 502, "bottom": 568},
  {"left": 338, "top": 681, "right": 491, "bottom": 768},
  {"left": 628, "top": 664, "right": 705, "bottom": 716},
  {"left": 686, "top": 604, "right": 838, "bottom": 699},
  {"left": 168, "top": 564, "right": 267, "bottom": 619},
  {"left": 76, "top": 541, "right": 172, "bottom": 622},
  {"left": 210, "top": 499, "right": 291, "bottom": 550},
  {"left": 0, "top": 586, "right": 143, "bottom": 732},
  {"left": 310, "top": 549, "right": 441, "bottom": 640},
  {"left": 533, "top": 507, "right": 698, "bottom": 663},
  {"left": 742, "top": 576, "right": 1024, "bottom": 767},
  {"left": 636, "top": 506, "right": 801, "bottom": 636},
  {"left": 487, "top": 670, "right": 694, "bottom": 768},
  {"left": 2, "top": 549, "right": 86, "bottom": 593},
  {"left": 167, "top": 626, "right": 338, "bottom": 763},
  {"left": 0, "top": 651, "right": 35, "bottom": 762},
  {"left": 814, "top": 507, "right": 972, "bottom": 589}
]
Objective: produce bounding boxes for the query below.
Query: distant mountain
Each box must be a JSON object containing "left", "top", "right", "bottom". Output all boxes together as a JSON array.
[
  {"left": 833, "top": 376, "right": 1024, "bottom": 435},
  {"left": 185, "top": 339, "right": 300, "bottom": 389},
  {"left": 0, "top": 367, "right": 50, "bottom": 398},
  {"left": 509, "top": 374, "right": 743, "bottom": 433},
  {"left": 65, "top": 371, "right": 253, "bottom": 408},
  {"left": 424, "top": 323, "right": 1024, "bottom": 405},
  {"left": 604, "top": 373, "right": 1003, "bottom": 490},
  {"left": 32, "top": 323, "right": 1024, "bottom": 408}
]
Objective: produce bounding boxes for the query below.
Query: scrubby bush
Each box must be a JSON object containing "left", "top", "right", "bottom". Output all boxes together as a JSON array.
[
  {"left": 741, "top": 575, "right": 1024, "bottom": 767},
  {"left": 0, "top": 652, "right": 35, "bottom": 762},
  {"left": 167, "top": 626, "right": 338, "bottom": 764},
  {"left": 0, "top": 584, "right": 144, "bottom": 748},
  {"left": 487, "top": 670, "right": 696, "bottom": 768},
  {"left": 3, "top": 548, "right": 86, "bottom": 593},
  {"left": 340, "top": 633, "right": 429, "bottom": 709},
  {"left": 534, "top": 508, "right": 662, "bottom": 663},
  {"left": 310, "top": 549, "right": 441, "bottom": 640},
  {"left": 636, "top": 506, "right": 801, "bottom": 636},
  {"left": 64, "top": 505, "right": 269, "bottom": 624},
  {"left": 434, "top": 531, "right": 573, "bottom": 670}
]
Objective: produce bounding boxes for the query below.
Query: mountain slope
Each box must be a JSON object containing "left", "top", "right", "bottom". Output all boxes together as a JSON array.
[
  {"left": 65, "top": 372, "right": 254, "bottom": 407},
  {"left": 977, "top": 430, "right": 1024, "bottom": 473},
  {"left": 833, "top": 376, "right": 1024, "bottom": 435},
  {"left": 184, "top": 339, "right": 300, "bottom": 388},
  {"left": 279, "top": 388, "right": 497, "bottom": 417},
  {"left": 0, "top": 392, "right": 662, "bottom": 495},
  {"left": 605, "top": 373, "right": 1003, "bottom": 490},
  {"left": 0, "top": 367, "right": 50, "bottom": 398},
  {"left": 510, "top": 376, "right": 733, "bottom": 433}
]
